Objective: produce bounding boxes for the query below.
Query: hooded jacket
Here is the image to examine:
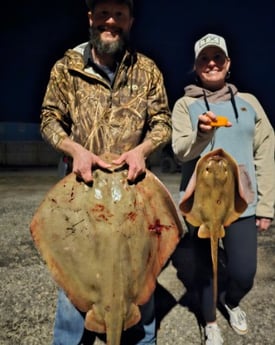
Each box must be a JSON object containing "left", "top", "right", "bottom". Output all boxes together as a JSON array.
[
  {"left": 40, "top": 42, "right": 171, "bottom": 156},
  {"left": 172, "top": 83, "right": 275, "bottom": 219}
]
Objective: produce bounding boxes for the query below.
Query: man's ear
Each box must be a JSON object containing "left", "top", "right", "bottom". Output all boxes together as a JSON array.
[
  {"left": 87, "top": 11, "right": 93, "bottom": 26},
  {"left": 127, "top": 17, "right": 134, "bottom": 31}
]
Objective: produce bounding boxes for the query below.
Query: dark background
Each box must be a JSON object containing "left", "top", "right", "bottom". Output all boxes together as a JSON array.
[{"left": 1, "top": 0, "right": 274, "bottom": 132}]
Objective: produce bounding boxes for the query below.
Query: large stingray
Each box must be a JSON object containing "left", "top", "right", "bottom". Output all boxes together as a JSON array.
[
  {"left": 30, "top": 153, "right": 183, "bottom": 345},
  {"left": 179, "top": 148, "right": 253, "bottom": 312}
]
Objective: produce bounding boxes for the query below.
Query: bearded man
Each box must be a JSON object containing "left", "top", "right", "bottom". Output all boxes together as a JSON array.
[{"left": 40, "top": 1, "right": 172, "bottom": 344}]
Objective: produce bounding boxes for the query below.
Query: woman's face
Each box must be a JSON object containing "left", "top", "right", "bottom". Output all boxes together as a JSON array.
[{"left": 195, "top": 47, "right": 231, "bottom": 90}]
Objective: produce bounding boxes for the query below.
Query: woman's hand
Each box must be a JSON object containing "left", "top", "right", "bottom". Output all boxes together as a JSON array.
[
  {"left": 198, "top": 111, "right": 232, "bottom": 132},
  {"left": 256, "top": 217, "right": 272, "bottom": 232}
]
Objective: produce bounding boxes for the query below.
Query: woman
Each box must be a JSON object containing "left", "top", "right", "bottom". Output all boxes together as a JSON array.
[{"left": 172, "top": 33, "right": 275, "bottom": 345}]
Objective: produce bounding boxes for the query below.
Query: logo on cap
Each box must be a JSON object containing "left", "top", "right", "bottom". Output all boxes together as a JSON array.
[
  {"left": 199, "top": 35, "right": 221, "bottom": 49},
  {"left": 194, "top": 33, "right": 228, "bottom": 59}
]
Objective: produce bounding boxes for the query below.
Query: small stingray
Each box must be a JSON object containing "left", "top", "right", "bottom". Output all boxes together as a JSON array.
[
  {"left": 179, "top": 148, "right": 252, "bottom": 313},
  {"left": 30, "top": 153, "right": 183, "bottom": 345}
]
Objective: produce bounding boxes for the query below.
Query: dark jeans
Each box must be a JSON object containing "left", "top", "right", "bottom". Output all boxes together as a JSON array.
[{"left": 172, "top": 216, "right": 257, "bottom": 323}]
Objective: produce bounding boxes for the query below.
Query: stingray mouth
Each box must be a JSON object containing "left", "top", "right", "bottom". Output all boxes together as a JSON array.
[
  {"left": 208, "top": 154, "right": 224, "bottom": 162},
  {"left": 206, "top": 156, "right": 228, "bottom": 168}
]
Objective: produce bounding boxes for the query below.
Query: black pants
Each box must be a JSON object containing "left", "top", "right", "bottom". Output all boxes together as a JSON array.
[{"left": 172, "top": 216, "right": 257, "bottom": 323}]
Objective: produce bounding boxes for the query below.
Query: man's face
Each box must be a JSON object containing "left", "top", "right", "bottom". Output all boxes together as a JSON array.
[{"left": 88, "top": 0, "right": 133, "bottom": 55}]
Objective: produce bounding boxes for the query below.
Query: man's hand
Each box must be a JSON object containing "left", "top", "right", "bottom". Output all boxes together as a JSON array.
[
  {"left": 58, "top": 138, "right": 111, "bottom": 183},
  {"left": 112, "top": 148, "right": 147, "bottom": 182},
  {"left": 72, "top": 148, "right": 111, "bottom": 183}
]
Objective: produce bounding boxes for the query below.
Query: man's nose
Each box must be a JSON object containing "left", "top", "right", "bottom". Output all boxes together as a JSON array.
[{"left": 105, "top": 15, "right": 116, "bottom": 24}]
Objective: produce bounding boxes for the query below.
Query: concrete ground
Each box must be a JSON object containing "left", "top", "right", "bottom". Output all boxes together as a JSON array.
[{"left": 0, "top": 166, "right": 274, "bottom": 345}]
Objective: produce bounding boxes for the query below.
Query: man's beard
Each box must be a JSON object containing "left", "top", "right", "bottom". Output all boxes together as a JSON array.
[{"left": 89, "top": 26, "right": 129, "bottom": 56}]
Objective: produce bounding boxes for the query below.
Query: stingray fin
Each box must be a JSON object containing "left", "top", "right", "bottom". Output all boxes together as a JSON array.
[
  {"left": 198, "top": 225, "right": 225, "bottom": 239},
  {"left": 219, "top": 225, "right": 225, "bottom": 238},
  {"left": 179, "top": 171, "right": 197, "bottom": 215},
  {"left": 238, "top": 164, "right": 255, "bottom": 204},
  {"left": 85, "top": 309, "right": 106, "bottom": 333},
  {"left": 124, "top": 303, "right": 141, "bottom": 330},
  {"left": 184, "top": 212, "right": 202, "bottom": 227},
  {"left": 198, "top": 224, "right": 210, "bottom": 238}
]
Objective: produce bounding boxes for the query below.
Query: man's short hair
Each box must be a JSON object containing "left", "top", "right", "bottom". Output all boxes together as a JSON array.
[{"left": 85, "top": 0, "right": 134, "bottom": 15}]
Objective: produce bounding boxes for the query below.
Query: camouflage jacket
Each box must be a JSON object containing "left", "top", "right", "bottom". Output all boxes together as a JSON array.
[{"left": 40, "top": 42, "right": 172, "bottom": 155}]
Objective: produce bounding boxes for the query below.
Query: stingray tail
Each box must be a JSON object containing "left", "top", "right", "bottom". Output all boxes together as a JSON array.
[
  {"left": 105, "top": 246, "right": 141, "bottom": 345},
  {"left": 210, "top": 233, "right": 221, "bottom": 318},
  {"left": 105, "top": 308, "right": 124, "bottom": 345},
  {"left": 210, "top": 226, "right": 224, "bottom": 313}
]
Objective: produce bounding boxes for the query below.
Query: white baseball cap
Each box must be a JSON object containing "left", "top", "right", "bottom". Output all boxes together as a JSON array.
[{"left": 194, "top": 33, "right": 228, "bottom": 59}]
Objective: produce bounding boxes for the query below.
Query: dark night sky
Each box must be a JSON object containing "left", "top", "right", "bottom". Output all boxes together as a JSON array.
[{"left": 1, "top": 0, "right": 274, "bottom": 130}]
